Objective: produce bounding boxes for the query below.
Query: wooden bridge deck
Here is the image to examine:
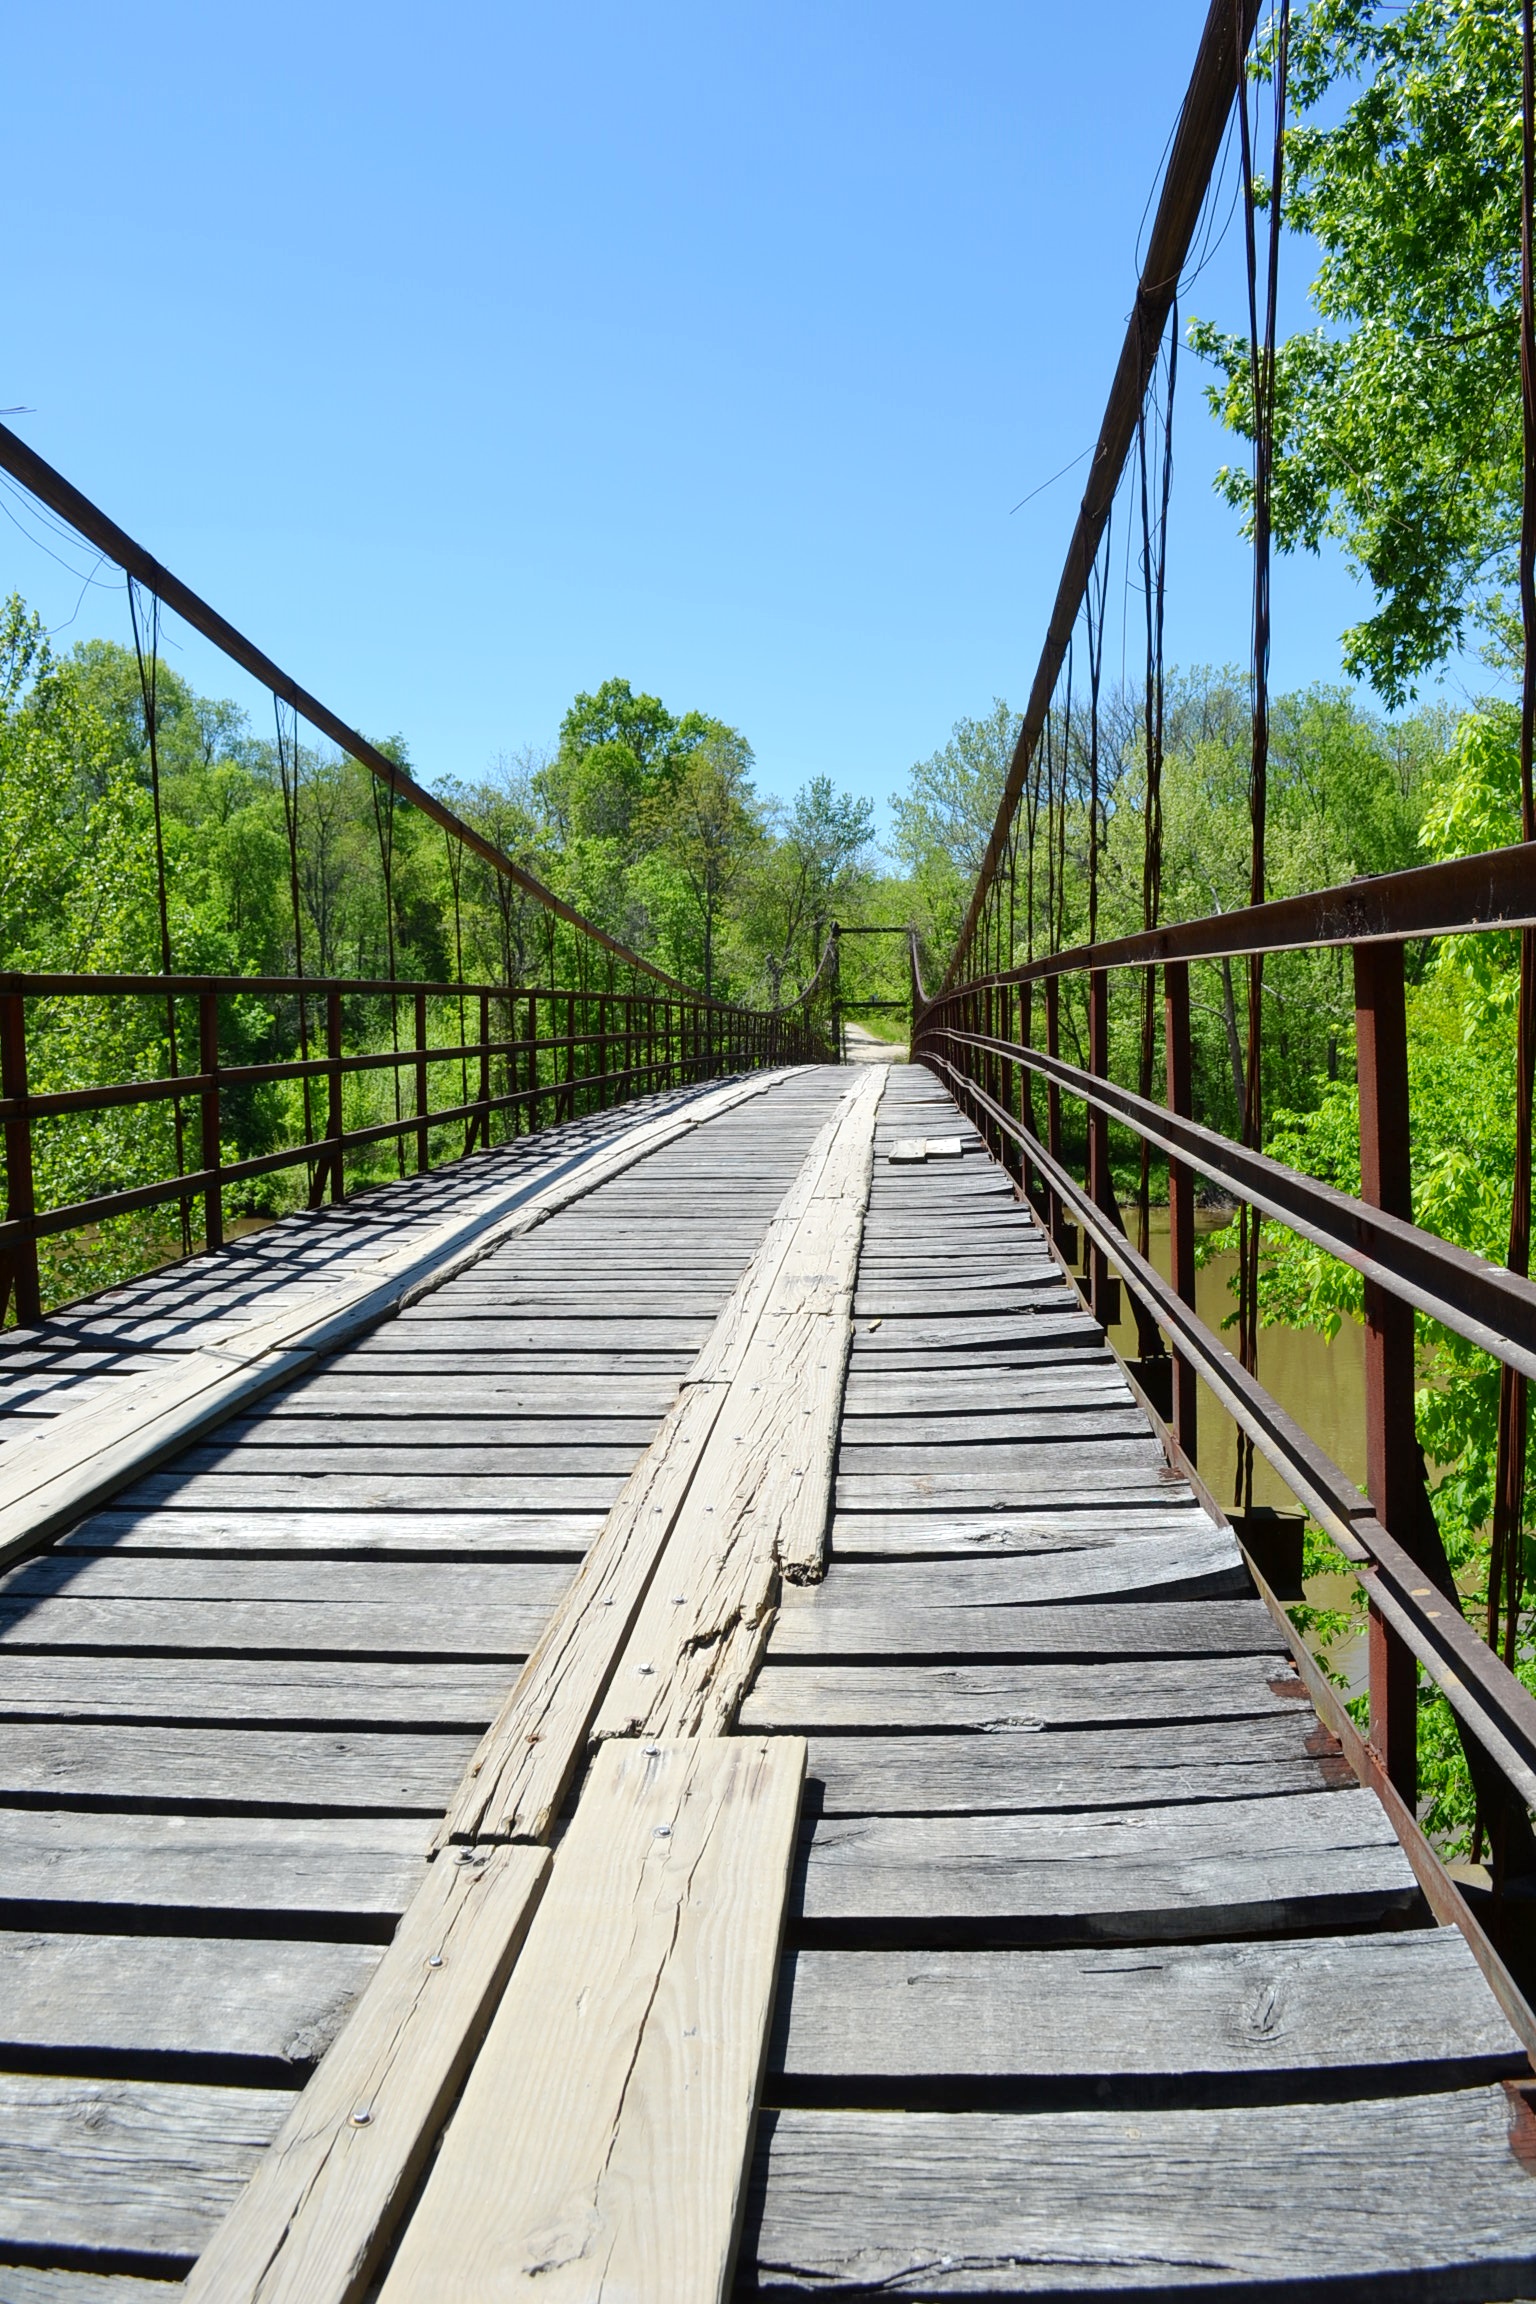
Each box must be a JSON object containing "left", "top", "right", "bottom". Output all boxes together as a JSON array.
[{"left": 1, "top": 1064, "right": 1535, "bottom": 2300}]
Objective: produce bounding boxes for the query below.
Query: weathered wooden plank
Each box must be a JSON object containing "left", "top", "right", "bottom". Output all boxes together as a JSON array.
[
  {"left": 0, "top": 1930, "right": 380, "bottom": 2074},
  {"left": 0, "top": 1722, "right": 476, "bottom": 1812},
  {"left": 769, "top": 1597, "right": 1277, "bottom": 1662},
  {"left": 741, "top": 1655, "right": 1306, "bottom": 1734},
  {"left": 770, "top": 1931, "right": 1526, "bottom": 2091},
  {"left": 0, "top": 1809, "right": 429, "bottom": 1926},
  {"left": 840, "top": 1410, "right": 1145, "bottom": 1445},
  {"left": 113, "top": 1475, "right": 625, "bottom": 1512},
  {"left": 1, "top": 1558, "right": 573, "bottom": 1609},
  {"left": 0, "top": 2074, "right": 290, "bottom": 2264},
  {"left": 0, "top": 1655, "right": 510, "bottom": 1726},
  {"left": 847, "top": 1322, "right": 1104, "bottom": 1362},
  {"left": 0, "top": 2269, "right": 174, "bottom": 2302},
  {"left": 744, "top": 2092, "right": 1536, "bottom": 2295},
  {"left": 382, "top": 1738, "right": 805, "bottom": 2304},
  {"left": 795, "top": 1791, "right": 1418, "bottom": 1944},
  {"left": 170, "top": 1443, "right": 644, "bottom": 1475},
  {"left": 0, "top": 1596, "right": 552, "bottom": 1657},
  {"left": 802, "top": 1544, "right": 1243, "bottom": 1606},
  {"left": 184, "top": 1843, "right": 549, "bottom": 2304},
  {"left": 58, "top": 1509, "right": 601, "bottom": 1556},
  {"left": 826, "top": 1509, "right": 1240, "bottom": 1586},
  {"left": 802, "top": 1718, "right": 1354, "bottom": 1814},
  {"left": 222, "top": 1413, "right": 661, "bottom": 1443},
  {"left": 824, "top": 1520, "right": 1243, "bottom": 1594}
]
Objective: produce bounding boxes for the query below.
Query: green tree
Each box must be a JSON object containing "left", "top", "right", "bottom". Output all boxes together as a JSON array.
[
  {"left": 1191, "top": 0, "right": 1523, "bottom": 701},
  {"left": 890, "top": 700, "right": 1019, "bottom": 963},
  {"left": 642, "top": 732, "right": 763, "bottom": 998}
]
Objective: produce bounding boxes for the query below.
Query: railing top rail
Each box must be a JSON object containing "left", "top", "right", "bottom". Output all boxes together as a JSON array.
[
  {"left": 0, "top": 969, "right": 772, "bottom": 1005},
  {"left": 922, "top": 840, "right": 1536, "bottom": 1001}
]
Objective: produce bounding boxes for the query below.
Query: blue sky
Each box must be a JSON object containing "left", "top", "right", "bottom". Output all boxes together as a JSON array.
[{"left": 5, "top": 2, "right": 1425, "bottom": 839}]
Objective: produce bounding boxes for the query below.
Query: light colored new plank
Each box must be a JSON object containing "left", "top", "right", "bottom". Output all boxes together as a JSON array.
[
  {"left": 184, "top": 1842, "right": 549, "bottom": 2304},
  {"left": 381, "top": 1736, "right": 805, "bottom": 2304}
]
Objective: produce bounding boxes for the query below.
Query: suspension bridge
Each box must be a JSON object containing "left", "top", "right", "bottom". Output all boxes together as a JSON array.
[{"left": 7, "top": 0, "right": 1536, "bottom": 2295}]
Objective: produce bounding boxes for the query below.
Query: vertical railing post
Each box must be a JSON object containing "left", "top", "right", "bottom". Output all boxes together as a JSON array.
[
  {"left": 414, "top": 989, "right": 430, "bottom": 1173},
  {"left": 597, "top": 994, "right": 609, "bottom": 1110},
  {"left": 1355, "top": 938, "right": 1433, "bottom": 1803},
  {"left": 476, "top": 991, "right": 491, "bottom": 1149},
  {"left": 326, "top": 989, "right": 345, "bottom": 1205},
  {"left": 526, "top": 992, "right": 539, "bottom": 1134},
  {"left": 1045, "top": 976, "right": 1069, "bottom": 1256},
  {"left": 0, "top": 993, "right": 41, "bottom": 1328},
  {"left": 1163, "top": 961, "right": 1197, "bottom": 1463},
  {"left": 199, "top": 991, "right": 223, "bottom": 1253},
  {"left": 564, "top": 993, "right": 576, "bottom": 1121},
  {"left": 1086, "top": 969, "right": 1119, "bottom": 1327},
  {"left": 1020, "top": 983, "right": 1044, "bottom": 1215}
]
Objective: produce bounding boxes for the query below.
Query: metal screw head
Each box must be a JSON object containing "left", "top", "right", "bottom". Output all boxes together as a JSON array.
[
  {"left": 653, "top": 1823, "right": 672, "bottom": 1839},
  {"left": 637, "top": 1662, "right": 655, "bottom": 1676},
  {"left": 643, "top": 1741, "right": 662, "bottom": 1756},
  {"left": 350, "top": 2104, "right": 373, "bottom": 2127},
  {"left": 425, "top": 1952, "right": 444, "bottom": 1969}
]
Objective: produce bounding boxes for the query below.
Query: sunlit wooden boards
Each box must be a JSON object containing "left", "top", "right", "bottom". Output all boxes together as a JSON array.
[
  {"left": 0, "top": 1072, "right": 798, "bottom": 1571},
  {"left": 731, "top": 1063, "right": 1536, "bottom": 2297},
  {"left": 380, "top": 1738, "right": 804, "bottom": 2304},
  {"left": 0, "top": 1071, "right": 850, "bottom": 2291}
]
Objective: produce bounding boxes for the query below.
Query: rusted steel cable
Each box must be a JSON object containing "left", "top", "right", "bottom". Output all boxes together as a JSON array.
[
  {"left": 1233, "top": 0, "right": 1290, "bottom": 1512},
  {"left": 944, "top": 0, "right": 1264, "bottom": 989},
  {"left": 1136, "top": 302, "right": 1176, "bottom": 1264},
  {"left": 1491, "top": 0, "right": 1536, "bottom": 1684},
  {"left": 273, "top": 700, "right": 317, "bottom": 1184},
  {"left": 0, "top": 421, "right": 714, "bottom": 1004},
  {"left": 126, "top": 581, "right": 191, "bottom": 1254}
]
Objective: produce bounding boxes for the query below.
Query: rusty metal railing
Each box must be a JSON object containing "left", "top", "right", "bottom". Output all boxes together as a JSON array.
[
  {"left": 0, "top": 969, "right": 831, "bottom": 1328},
  {"left": 911, "top": 851, "right": 1536, "bottom": 2045}
]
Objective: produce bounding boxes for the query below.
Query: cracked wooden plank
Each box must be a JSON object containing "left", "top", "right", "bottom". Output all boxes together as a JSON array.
[
  {"left": 590, "top": 1074, "right": 884, "bottom": 1743},
  {"left": 380, "top": 1737, "right": 804, "bottom": 2304},
  {"left": 183, "top": 1841, "right": 549, "bottom": 2304},
  {"left": 744, "top": 2093, "right": 1536, "bottom": 2294}
]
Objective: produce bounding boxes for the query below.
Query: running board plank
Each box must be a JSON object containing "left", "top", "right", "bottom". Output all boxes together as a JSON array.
[
  {"left": 436, "top": 1069, "right": 882, "bottom": 1844},
  {"left": 184, "top": 1840, "right": 549, "bottom": 2304},
  {"left": 592, "top": 1070, "right": 883, "bottom": 1741},
  {"left": 380, "top": 1736, "right": 805, "bottom": 2304}
]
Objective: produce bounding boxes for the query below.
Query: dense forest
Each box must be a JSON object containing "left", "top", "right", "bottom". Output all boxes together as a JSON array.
[{"left": 2, "top": 0, "right": 1531, "bottom": 1842}]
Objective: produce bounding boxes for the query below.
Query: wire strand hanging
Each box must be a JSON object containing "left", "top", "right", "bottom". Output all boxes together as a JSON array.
[
  {"left": 1490, "top": 0, "right": 1536, "bottom": 1683},
  {"left": 1233, "top": 0, "right": 1290, "bottom": 1512},
  {"left": 126, "top": 579, "right": 190, "bottom": 1255}
]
